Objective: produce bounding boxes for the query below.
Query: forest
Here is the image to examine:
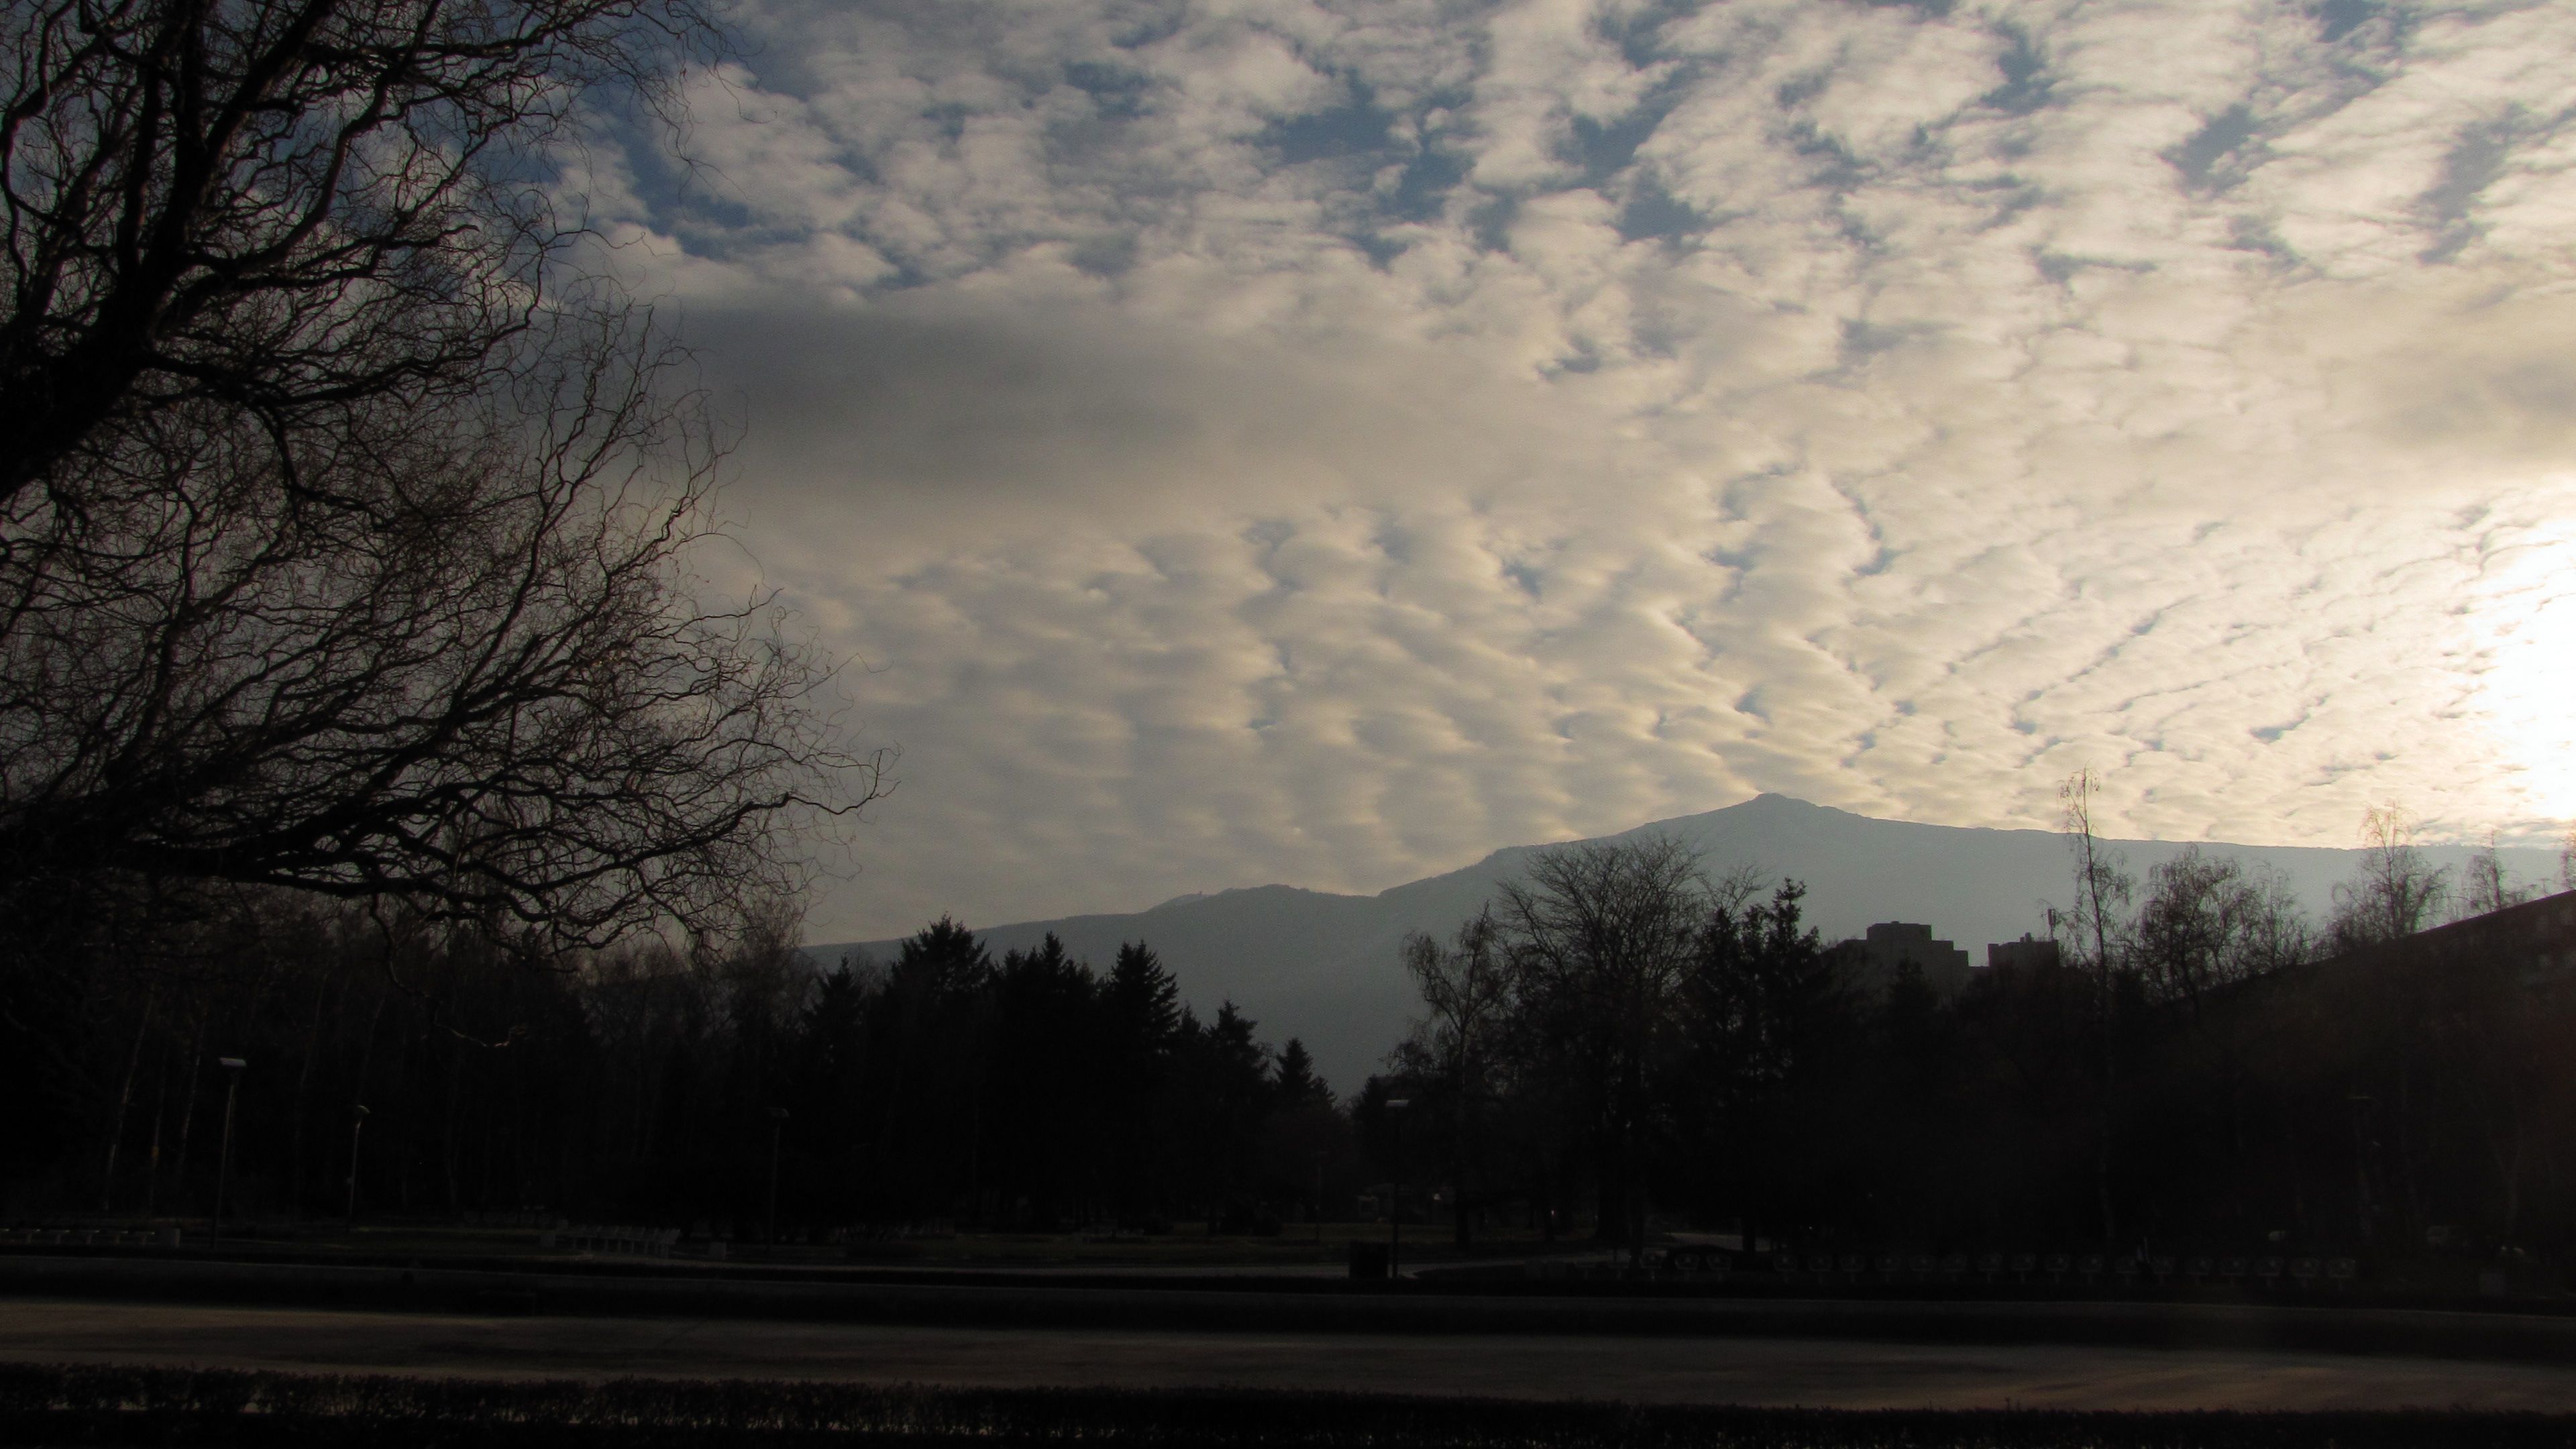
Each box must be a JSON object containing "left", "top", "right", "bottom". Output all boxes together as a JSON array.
[
  {"left": 8, "top": 792, "right": 2576, "bottom": 1272},
  {"left": 1, "top": 895, "right": 1341, "bottom": 1236}
]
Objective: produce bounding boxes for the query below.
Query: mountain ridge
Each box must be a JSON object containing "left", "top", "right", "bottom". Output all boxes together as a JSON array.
[{"left": 811, "top": 794, "right": 2561, "bottom": 1095}]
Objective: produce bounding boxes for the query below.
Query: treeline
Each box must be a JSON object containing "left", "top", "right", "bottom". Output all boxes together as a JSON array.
[
  {"left": 1373, "top": 801, "right": 2576, "bottom": 1263},
  {"left": 1, "top": 891, "right": 1346, "bottom": 1234},
  {"left": 11, "top": 800, "right": 2575, "bottom": 1266}
]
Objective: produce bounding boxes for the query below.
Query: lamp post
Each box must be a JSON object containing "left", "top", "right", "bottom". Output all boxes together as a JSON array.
[
  {"left": 765, "top": 1107, "right": 789, "bottom": 1246},
  {"left": 213, "top": 1058, "right": 247, "bottom": 1244},
  {"left": 345, "top": 1104, "right": 370, "bottom": 1226},
  {"left": 1313, "top": 1149, "right": 1328, "bottom": 1246},
  {"left": 1385, "top": 1098, "right": 1411, "bottom": 1281}
]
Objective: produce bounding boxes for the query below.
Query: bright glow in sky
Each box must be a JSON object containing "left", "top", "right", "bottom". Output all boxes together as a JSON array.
[
  {"left": 2467, "top": 522, "right": 2576, "bottom": 819},
  {"left": 578, "top": 0, "right": 2576, "bottom": 941}
]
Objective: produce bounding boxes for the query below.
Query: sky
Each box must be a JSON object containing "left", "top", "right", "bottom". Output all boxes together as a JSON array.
[{"left": 574, "top": 0, "right": 2576, "bottom": 944}]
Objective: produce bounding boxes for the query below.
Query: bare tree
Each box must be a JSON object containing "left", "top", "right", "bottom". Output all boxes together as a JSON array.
[
  {"left": 1401, "top": 910, "right": 1511, "bottom": 1248},
  {"left": 2051, "top": 768, "right": 2133, "bottom": 981},
  {"left": 2124, "top": 844, "right": 2307, "bottom": 1234},
  {"left": 2133, "top": 847, "right": 2308, "bottom": 1018},
  {"left": 1, "top": 0, "right": 713, "bottom": 508},
  {"left": 2459, "top": 833, "right": 2530, "bottom": 920},
  {"left": 2328, "top": 806, "right": 2450, "bottom": 953},
  {"left": 0, "top": 0, "right": 879, "bottom": 947},
  {"left": 1492, "top": 835, "right": 1716, "bottom": 1263},
  {"left": 2049, "top": 766, "right": 2131, "bottom": 1244}
]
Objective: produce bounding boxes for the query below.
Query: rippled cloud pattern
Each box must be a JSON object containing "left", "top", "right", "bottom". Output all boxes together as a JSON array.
[{"left": 582, "top": 0, "right": 2576, "bottom": 938}]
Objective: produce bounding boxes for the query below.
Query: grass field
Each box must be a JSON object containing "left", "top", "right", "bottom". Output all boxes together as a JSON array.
[{"left": 4, "top": 1364, "right": 2573, "bottom": 1448}]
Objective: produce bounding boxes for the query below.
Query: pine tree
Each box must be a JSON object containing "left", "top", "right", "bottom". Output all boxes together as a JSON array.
[
  {"left": 793, "top": 963, "right": 873, "bottom": 1212},
  {"left": 1274, "top": 1038, "right": 1330, "bottom": 1105},
  {"left": 990, "top": 933, "right": 1098, "bottom": 1227},
  {"left": 894, "top": 916, "right": 994, "bottom": 1000},
  {"left": 1099, "top": 941, "right": 1180, "bottom": 1221},
  {"left": 871, "top": 917, "right": 994, "bottom": 1219},
  {"left": 1105, "top": 942, "right": 1180, "bottom": 1046}
]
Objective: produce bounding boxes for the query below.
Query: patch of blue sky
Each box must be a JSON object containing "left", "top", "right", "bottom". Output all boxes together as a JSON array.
[
  {"left": 2416, "top": 110, "right": 2548, "bottom": 263},
  {"left": 1261, "top": 96, "right": 1395, "bottom": 166},
  {"left": 1616, "top": 182, "right": 1706, "bottom": 245},
  {"left": 1063, "top": 59, "right": 1155, "bottom": 119},
  {"left": 1467, "top": 194, "right": 1517, "bottom": 254},
  {"left": 1564, "top": 76, "right": 1693, "bottom": 188},
  {"left": 1387, "top": 148, "right": 1470, "bottom": 223},
  {"left": 2164, "top": 104, "right": 2261, "bottom": 193},
  {"left": 1979, "top": 23, "right": 2055, "bottom": 116},
  {"left": 2317, "top": 0, "right": 2380, "bottom": 44}
]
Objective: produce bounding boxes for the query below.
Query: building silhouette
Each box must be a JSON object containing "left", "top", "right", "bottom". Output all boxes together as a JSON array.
[
  {"left": 1830, "top": 921, "right": 1973, "bottom": 998},
  {"left": 1985, "top": 933, "right": 2062, "bottom": 976}
]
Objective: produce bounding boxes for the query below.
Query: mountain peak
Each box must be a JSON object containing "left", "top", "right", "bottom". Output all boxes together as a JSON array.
[{"left": 1735, "top": 791, "right": 1821, "bottom": 814}]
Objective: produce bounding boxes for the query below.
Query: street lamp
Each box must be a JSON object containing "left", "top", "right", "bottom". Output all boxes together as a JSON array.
[
  {"left": 765, "top": 1107, "right": 789, "bottom": 1246},
  {"left": 1385, "top": 1098, "right": 1411, "bottom": 1281},
  {"left": 345, "top": 1104, "right": 370, "bottom": 1226},
  {"left": 213, "top": 1058, "right": 247, "bottom": 1244},
  {"left": 1313, "top": 1148, "right": 1328, "bottom": 1246}
]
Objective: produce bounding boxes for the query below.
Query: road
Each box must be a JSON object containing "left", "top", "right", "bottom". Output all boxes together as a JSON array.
[{"left": 5, "top": 1297, "right": 2574, "bottom": 1411}]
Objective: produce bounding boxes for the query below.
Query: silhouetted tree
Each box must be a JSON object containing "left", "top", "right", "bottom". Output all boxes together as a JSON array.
[
  {"left": 1483, "top": 835, "right": 1762, "bottom": 1252},
  {"left": 1670, "top": 881, "right": 1840, "bottom": 1248},
  {"left": 1273, "top": 1039, "right": 1329, "bottom": 1107},
  {"left": 1173, "top": 1002, "right": 1273, "bottom": 1224},
  {"left": 790, "top": 960, "right": 874, "bottom": 1212},
  {"left": 1401, "top": 911, "right": 1511, "bottom": 1246},
  {"left": 2459, "top": 835, "right": 2531, "bottom": 920},
  {"left": 863, "top": 918, "right": 992, "bottom": 1218},
  {"left": 2133, "top": 848, "right": 2306, "bottom": 1019},
  {"left": 2051, "top": 767, "right": 2133, "bottom": 1242},
  {"left": 1099, "top": 942, "right": 1181, "bottom": 1220},
  {"left": 987, "top": 934, "right": 1099, "bottom": 1226},
  {"left": 2329, "top": 806, "right": 2451, "bottom": 952},
  {"left": 0, "top": 0, "right": 877, "bottom": 951},
  {"left": 1490, "top": 837, "right": 1730, "bottom": 1259}
]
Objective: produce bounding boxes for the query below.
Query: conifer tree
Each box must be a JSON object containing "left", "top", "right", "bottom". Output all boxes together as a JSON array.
[
  {"left": 1274, "top": 1038, "right": 1330, "bottom": 1105},
  {"left": 1099, "top": 941, "right": 1179, "bottom": 1220}
]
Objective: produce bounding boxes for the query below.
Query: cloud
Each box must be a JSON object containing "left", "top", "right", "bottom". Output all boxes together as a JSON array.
[{"left": 589, "top": 0, "right": 2576, "bottom": 941}]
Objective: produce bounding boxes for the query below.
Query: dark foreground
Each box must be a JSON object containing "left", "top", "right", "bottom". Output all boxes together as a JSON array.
[
  {"left": 10, "top": 1298, "right": 2576, "bottom": 1412},
  {"left": 5, "top": 1364, "right": 2576, "bottom": 1449}
]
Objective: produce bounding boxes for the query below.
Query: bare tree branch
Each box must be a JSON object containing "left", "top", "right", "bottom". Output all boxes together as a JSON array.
[{"left": 0, "top": 0, "right": 885, "bottom": 949}]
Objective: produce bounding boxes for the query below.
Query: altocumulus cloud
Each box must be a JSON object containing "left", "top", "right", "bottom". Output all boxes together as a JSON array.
[{"left": 578, "top": 0, "right": 2576, "bottom": 941}]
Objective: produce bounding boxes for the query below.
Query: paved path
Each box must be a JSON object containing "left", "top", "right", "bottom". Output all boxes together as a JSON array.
[{"left": 5, "top": 1298, "right": 2575, "bottom": 1411}]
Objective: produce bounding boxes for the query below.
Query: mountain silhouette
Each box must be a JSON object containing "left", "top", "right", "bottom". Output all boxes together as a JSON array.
[{"left": 814, "top": 794, "right": 2559, "bottom": 1095}]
